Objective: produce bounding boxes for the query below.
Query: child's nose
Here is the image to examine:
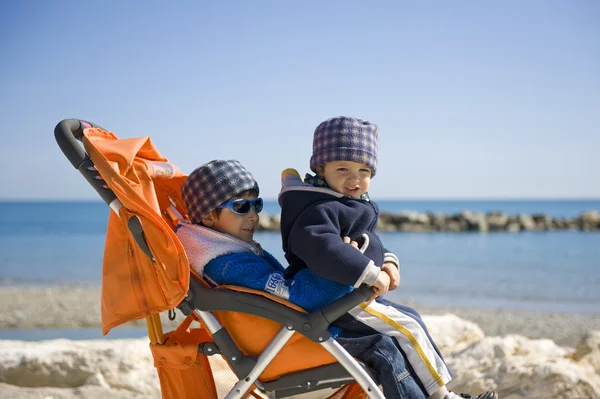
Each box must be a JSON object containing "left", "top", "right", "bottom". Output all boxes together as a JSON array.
[
  {"left": 348, "top": 171, "right": 360, "bottom": 180},
  {"left": 247, "top": 207, "right": 258, "bottom": 221}
]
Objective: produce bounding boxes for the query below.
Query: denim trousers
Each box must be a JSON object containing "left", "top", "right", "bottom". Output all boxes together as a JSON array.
[{"left": 336, "top": 333, "right": 429, "bottom": 399}]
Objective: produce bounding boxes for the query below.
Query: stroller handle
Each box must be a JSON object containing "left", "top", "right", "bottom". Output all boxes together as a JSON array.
[
  {"left": 54, "top": 119, "right": 117, "bottom": 206},
  {"left": 320, "top": 284, "right": 375, "bottom": 324},
  {"left": 54, "top": 119, "right": 101, "bottom": 168}
]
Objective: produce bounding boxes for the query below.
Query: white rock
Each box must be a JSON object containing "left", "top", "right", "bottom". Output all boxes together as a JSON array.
[
  {"left": 0, "top": 338, "right": 159, "bottom": 396},
  {"left": 84, "top": 372, "right": 110, "bottom": 388},
  {"left": 446, "top": 334, "right": 600, "bottom": 398},
  {"left": 575, "top": 330, "right": 600, "bottom": 375},
  {"left": 2, "top": 322, "right": 600, "bottom": 399},
  {"left": 0, "top": 381, "right": 152, "bottom": 398},
  {"left": 422, "top": 314, "right": 485, "bottom": 353}
]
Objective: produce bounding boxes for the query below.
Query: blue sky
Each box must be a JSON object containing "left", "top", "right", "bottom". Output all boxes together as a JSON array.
[{"left": 1, "top": 1, "right": 598, "bottom": 200}]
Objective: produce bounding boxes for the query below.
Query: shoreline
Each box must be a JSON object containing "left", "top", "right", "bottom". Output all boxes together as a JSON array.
[{"left": 2, "top": 285, "right": 599, "bottom": 347}]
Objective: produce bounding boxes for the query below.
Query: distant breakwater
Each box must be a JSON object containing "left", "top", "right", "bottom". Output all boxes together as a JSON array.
[{"left": 257, "top": 210, "right": 600, "bottom": 232}]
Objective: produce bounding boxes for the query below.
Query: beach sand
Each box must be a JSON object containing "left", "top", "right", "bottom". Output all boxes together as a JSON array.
[
  {"left": 1, "top": 285, "right": 598, "bottom": 347},
  {"left": 2, "top": 284, "right": 600, "bottom": 398}
]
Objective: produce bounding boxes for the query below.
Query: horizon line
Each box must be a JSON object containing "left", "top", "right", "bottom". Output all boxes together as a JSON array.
[{"left": 2, "top": 197, "right": 600, "bottom": 203}]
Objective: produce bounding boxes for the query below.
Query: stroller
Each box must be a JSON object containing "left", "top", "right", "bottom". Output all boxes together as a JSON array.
[{"left": 54, "top": 118, "right": 385, "bottom": 399}]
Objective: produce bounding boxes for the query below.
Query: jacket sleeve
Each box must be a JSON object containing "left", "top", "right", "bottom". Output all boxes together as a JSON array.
[
  {"left": 383, "top": 250, "right": 400, "bottom": 268},
  {"left": 203, "top": 251, "right": 352, "bottom": 312},
  {"left": 263, "top": 250, "right": 353, "bottom": 312},
  {"left": 289, "top": 203, "right": 380, "bottom": 287},
  {"left": 287, "top": 269, "right": 353, "bottom": 312},
  {"left": 203, "top": 252, "right": 293, "bottom": 300}
]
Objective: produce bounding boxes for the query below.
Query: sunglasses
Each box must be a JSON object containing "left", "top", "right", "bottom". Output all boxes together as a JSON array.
[{"left": 217, "top": 198, "right": 263, "bottom": 215}]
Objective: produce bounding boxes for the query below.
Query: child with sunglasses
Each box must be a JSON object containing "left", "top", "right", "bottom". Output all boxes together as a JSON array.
[
  {"left": 176, "top": 159, "right": 431, "bottom": 398},
  {"left": 278, "top": 116, "right": 498, "bottom": 399}
]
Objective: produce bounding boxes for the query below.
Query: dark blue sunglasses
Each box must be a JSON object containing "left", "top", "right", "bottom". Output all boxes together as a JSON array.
[{"left": 217, "top": 198, "right": 263, "bottom": 215}]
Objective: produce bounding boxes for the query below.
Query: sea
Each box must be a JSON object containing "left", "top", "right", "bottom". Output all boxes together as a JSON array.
[{"left": 1, "top": 200, "right": 599, "bottom": 340}]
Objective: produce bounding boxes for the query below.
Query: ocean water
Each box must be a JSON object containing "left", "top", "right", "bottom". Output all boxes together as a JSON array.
[{"left": 1, "top": 200, "right": 599, "bottom": 341}]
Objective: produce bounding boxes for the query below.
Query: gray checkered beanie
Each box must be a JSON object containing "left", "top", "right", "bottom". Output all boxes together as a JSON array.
[
  {"left": 310, "top": 116, "right": 379, "bottom": 176},
  {"left": 181, "top": 160, "right": 259, "bottom": 224}
]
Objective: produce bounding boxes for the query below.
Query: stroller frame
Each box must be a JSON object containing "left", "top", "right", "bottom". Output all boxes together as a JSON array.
[{"left": 55, "top": 118, "right": 385, "bottom": 399}]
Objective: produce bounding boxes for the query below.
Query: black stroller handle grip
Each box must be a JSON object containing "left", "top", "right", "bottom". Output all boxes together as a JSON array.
[
  {"left": 54, "top": 119, "right": 117, "bottom": 206},
  {"left": 54, "top": 119, "right": 103, "bottom": 169},
  {"left": 319, "top": 284, "right": 375, "bottom": 325},
  {"left": 55, "top": 119, "right": 86, "bottom": 169}
]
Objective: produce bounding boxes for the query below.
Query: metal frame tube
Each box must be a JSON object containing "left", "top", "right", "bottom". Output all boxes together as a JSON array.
[
  {"left": 320, "top": 339, "right": 385, "bottom": 399},
  {"left": 224, "top": 327, "right": 295, "bottom": 399},
  {"left": 194, "top": 309, "right": 222, "bottom": 334},
  {"left": 109, "top": 199, "right": 122, "bottom": 215}
]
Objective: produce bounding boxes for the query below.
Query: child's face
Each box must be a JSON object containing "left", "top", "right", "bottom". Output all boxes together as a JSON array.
[
  {"left": 210, "top": 192, "right": 259, "bottom": 243},
  {"left": 319, "top": 161, "right": 372, "bottom": 198}
]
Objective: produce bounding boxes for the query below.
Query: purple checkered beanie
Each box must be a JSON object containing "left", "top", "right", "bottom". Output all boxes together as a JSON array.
[
  {"left": 310, "top": 116, "right": 379, "bottom": 176},
  {"left": 181, "top": 160, "right": 259, "bottom": 224}
]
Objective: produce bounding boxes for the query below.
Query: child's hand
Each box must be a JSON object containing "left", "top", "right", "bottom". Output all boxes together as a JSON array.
[
  {"left": 342, "top": 236, "right": 359, "bottom": 249},
  {"left": 373, "top": 271, "right": 390, "bottom": 296},
  {"left": 382, "top": 262, "right": 400, "bottom": 291}
]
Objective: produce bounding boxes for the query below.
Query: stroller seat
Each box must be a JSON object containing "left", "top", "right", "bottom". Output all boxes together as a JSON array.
[{"left": 54, "top": 119, "right": 384, "bottom": 399}]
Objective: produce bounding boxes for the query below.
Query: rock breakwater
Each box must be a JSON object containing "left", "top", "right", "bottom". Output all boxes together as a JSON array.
[{"left": 257, "top": 210, "right": 600, "bottom": 233}]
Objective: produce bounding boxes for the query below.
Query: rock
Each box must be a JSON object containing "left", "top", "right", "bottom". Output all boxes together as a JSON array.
[
  {"left": 376, "top": 220, "right": 398, "bottom": 232},
  {"left": 392, "top": 211, "right": 430, "bottom": 225},
  {"left": 575, "top": 331, "right": 600, "bottom": 375},
  {"left": 447, "top": 335, "right": 600, "bottom": 398},
  {"left": 249, "top": 210, "right": 600, "bottom": 233},
  {"left": 257, "top": 212, "right": 274, "bottom": 230},
  {"left": 552, "top": 218, "right": 569, "bottom": 229},
  {"left": 422, "top": 314, "right": 485, "bottom": 353},
  {"left": 0, "top": 382, "right": 152, "bottom": 398},
  {"left": 380, "top": 212, "right": 412, "bottom": 225},
  {"left": 445, "top": 220, "right": 463, "bottom": 232},
  {"left": 517, "top": 214, "right": 536, "bottom": 231},
  {"left": 2, "top": 322, "right": 600, "bottom": 399},
  {"left": 486, "top": 212, "right": 508, "bottom": 231},
  {"left": 0, "top": 339, "right": 159, "bottom": 395},
  {"left": 429, "top": 213, "right": 448, "bottom": 231},
  {"left": 377, "top": 213, "right": 399, "bottom": 231},
  {"left": 532, "top": 213, "right": 553, "bottom": 231},
  {"left": 461, "top": 211, "right": 489, "bottom": 232},
  {"left": 506, "top": 222, "right": 521, "bottom": 233},
  {"left": 84, "top": 372, "right": 110, "bottom": 388},
  {"left": 580, "top": 210, "right": 600, "bottom": 225}
]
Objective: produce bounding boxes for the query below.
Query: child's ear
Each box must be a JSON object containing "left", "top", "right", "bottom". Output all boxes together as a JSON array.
[
  {"left": 316, "top": 165, "right": 325, "bottom": 176},
  {"left": 201, "top": 210, "right": 218, "bottom": 227}
]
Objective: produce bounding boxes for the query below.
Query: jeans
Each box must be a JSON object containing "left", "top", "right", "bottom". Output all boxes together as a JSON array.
[{"left": 336, "top": 333, "right": 429, "bottom": 399}]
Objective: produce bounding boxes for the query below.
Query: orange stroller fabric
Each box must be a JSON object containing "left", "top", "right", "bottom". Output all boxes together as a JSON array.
[
  {"left": 150, "top": 312, "right": 218, "bottom": 399},
  {"left": 82, "top": 127, "right": 190, "bottom": 335},
  {"left": 214, "top": 285, "right": 338, "bottom": 381}
]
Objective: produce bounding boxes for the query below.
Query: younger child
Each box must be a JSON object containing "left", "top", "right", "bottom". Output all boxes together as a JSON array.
[
  {"left": 176, "top": 159, "right": 429, "bottom": 398},
  {"left": 278, "top": 116, "right": 497, "bottom": 399}
]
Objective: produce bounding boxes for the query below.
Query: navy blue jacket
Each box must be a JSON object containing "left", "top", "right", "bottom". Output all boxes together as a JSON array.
[{"left": 279, "top": 174, "right": 389, "bottom": 287}]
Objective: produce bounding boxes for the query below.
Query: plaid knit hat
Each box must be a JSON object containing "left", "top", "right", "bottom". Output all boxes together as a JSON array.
[
  {"left": 181, "top": 160, "right": 259, "bottom": 224},
  {"left": 310, "top": 116, "right": 379, "bottom": 176}
]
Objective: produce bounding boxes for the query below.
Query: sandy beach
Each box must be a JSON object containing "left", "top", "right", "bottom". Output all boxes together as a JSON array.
[
  {"left": 1, "top": 284, "right": 599, "bottom": 347},
  {"left": 1, "top": 284, "right": 600, "bottom": 398}
]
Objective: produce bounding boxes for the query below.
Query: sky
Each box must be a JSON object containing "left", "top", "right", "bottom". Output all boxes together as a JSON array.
[{"left": 0, "top": 1, "right": 598, "bottom": 200}]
